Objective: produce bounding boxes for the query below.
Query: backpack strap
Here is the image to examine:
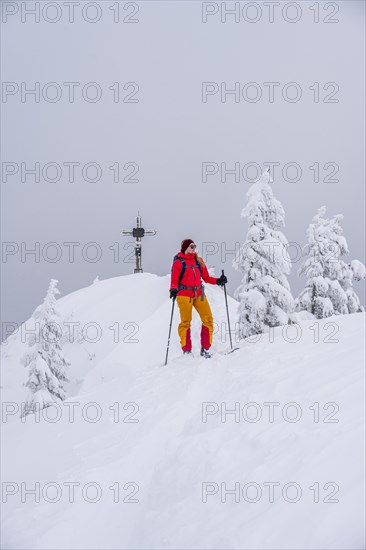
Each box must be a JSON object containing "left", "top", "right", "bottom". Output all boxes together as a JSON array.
[
  {"left": 171, "top": 255, "right": 186, "bottom": 287},
  {"left": 178, "top": 258, "right": 186, "bottom": 285}
]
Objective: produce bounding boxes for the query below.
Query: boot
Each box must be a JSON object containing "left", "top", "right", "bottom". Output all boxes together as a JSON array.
[{"left": 200, "top": 347, "right": 212, "bottom": 359}]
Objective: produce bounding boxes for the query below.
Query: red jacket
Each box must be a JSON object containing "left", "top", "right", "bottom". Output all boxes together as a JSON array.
[{"left": 170, "top": 252, "right": 218, "bottom": 299}]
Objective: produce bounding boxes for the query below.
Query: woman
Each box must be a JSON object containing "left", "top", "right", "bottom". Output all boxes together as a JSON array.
[{"left": 170, "top": 239, "right": 227, "bottom": 358}]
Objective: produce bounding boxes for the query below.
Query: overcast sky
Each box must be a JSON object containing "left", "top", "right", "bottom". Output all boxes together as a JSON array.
[{"left": 1, "top": 0, "right": 365, "bottom": 338}]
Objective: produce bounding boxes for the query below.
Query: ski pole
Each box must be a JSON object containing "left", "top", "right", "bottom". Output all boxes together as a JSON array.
[
  {"left": 164, "top": 296, "right": 176, "bottom": 365},
  {"left": 222, "top": 269, "right": 233, "bottom": 350}
]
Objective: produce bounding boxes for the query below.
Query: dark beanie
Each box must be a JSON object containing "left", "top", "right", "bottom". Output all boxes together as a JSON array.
[{"left": 181, "top": 239, "right": 194, "bottom": 253}]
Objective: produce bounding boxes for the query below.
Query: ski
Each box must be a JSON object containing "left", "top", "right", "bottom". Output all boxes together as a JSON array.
[
  {"left": 208, "top": 348, "right": 240, "bottom": 357},
  {"left": 222, "top": 347, "right": 240, "bottom": 355},
  {"left": 163, "top": 346, "right": 240, "bottom": 366}
]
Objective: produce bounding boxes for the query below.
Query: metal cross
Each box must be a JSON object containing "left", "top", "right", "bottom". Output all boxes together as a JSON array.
[{"left": 120, "top": 212, "right": 157, "bottom": 273}]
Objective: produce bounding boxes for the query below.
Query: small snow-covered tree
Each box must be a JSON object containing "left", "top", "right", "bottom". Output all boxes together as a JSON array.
[
  {"left": 345, "top": 260, "right": 366, "bottom": 312},
  {"left": 22, "top": 279, "right": 70, "bottom": 416},
  {"left": 296, "top": 207, "right": 365, "bottom": 317},
  {"left": 60, "top": 310, "right": 84, "bottom": 346},
  {"left": 232, "top": 170, "right": 294, "bottom": 338},
  {"left": 22, "top": 349, "right": 67, "bottom": 416}
]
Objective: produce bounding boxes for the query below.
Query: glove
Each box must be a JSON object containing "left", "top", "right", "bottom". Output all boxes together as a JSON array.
[
  {"left": 216, "top": 274, "right": 227, "bottom": 286},
  {"left": 170, "top": 288, "right": 178, "bottom": 299}
]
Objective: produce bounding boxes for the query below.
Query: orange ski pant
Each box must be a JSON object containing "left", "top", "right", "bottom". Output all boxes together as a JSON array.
[{"left": 176, "top": 294, "right": 214, "bottom": 351}]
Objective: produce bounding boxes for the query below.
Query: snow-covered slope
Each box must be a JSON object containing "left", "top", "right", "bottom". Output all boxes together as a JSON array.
[{"left": 1, "top": 274, "right": 365, "bottom": 549}]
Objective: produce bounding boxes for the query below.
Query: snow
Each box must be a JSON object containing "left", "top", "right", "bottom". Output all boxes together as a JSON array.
[{"left": 1, "top": 273, "right": 365, "bottom": 549}]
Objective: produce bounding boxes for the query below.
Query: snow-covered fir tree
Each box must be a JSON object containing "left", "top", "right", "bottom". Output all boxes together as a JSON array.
[
  {"left": 232, "top": 170, "right": 294, "bottom": 338},
  {"left": 295, "top": 207, "right": 365, "bottom": 318},
  {"left": 22, "top": 279, "right": 70, "bottom": 416}
]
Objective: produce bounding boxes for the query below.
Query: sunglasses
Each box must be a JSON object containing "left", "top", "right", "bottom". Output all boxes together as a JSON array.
[{"left": 188, "top": 244, "right": 196, "bottom": 249}]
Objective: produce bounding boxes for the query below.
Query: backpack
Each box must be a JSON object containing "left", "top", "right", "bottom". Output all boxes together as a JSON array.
[{"left": 172, "top": 254, "right": 202, "bottom": 288}]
